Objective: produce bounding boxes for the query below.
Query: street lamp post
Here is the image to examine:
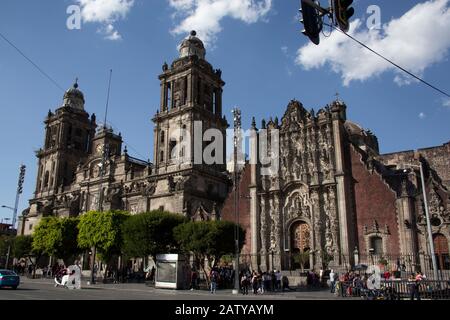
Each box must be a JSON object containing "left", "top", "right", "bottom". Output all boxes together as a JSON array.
[
  {"left": 231, "top": 108, "right": 241, "bottom": 295},
  {"left": 404, "top": 161, "right": 439, "bottom": 281}
]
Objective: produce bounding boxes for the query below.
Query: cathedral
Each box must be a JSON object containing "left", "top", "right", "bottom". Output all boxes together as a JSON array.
[{"left": 21, "top": 31, "right": 450, "bottom": 274}]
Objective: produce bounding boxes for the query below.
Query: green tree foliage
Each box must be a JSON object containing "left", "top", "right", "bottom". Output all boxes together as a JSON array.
[
  {"left": 12, "top": 235, "right": 34, "bottom": 259},
  {"left": 122, "top": 211, "right": 187, "bottom": 261},
  {"left": 173, "top": 220, "right": 245, "bottom": 281},
  {"left": 32, "top": 217, "right": 80, "bottom": 264},
  {"left": 0, "top": 235, "right": 14, "bottom": 257},
  {"left": 77, "top": 211, "right": 129, "bottom": 259},
  {"left": 293, "top": 250, "right": 311, "bottom": 272}
]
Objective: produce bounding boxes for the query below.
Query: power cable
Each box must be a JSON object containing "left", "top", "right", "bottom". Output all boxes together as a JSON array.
[{"left": 0, "top": 31, "right": 65, "bottom": 92}]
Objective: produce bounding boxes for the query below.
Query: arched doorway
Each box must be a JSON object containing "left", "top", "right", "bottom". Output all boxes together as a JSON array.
[
  {"left": 290, "top": 221, "right": 311, "bottom": 270},
  {"left": 433, "top": 234, "right": 450, "bottom": 270}
]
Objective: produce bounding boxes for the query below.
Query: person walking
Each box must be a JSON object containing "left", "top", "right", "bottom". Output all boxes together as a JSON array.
[
  {"left": 241, "top": 273, "right": 249, "bottom": 295},
  {"left": 329, "top": 269, "right": 336, "bottom": 293},
  {"left": 252, "top": 272, "right": 259, "bottom": 295},
  {"left": 210, "top": 269, "right": 218, "bottom": 294}
]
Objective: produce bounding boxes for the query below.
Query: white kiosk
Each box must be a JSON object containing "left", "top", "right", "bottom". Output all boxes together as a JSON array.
[{"left": 155, "top": 254, "right": 190, "bottom": 290}]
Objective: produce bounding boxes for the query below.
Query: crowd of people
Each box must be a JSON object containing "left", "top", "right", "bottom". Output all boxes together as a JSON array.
[
  {"left": 204, "top": 268, "right": 296, "bottom": 295},
  {"left": 329, "top": 269, "right": 429, "bottom": 300}
]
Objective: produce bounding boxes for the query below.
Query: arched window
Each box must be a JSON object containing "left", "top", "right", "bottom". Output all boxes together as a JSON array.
[
  {"left": 160, "top": 151, "right": 165, "bottom": 163},
  {"left": 43, "top": 171, "right": 50, "bottom": 189},
  {"left": 169, "top": 139, "right": 177, "bottom": 159},
  {"left": 160, "top": 131, "right": 165, "bottom": 144},
  {"left": 370, "top": 236, "right": 383, "bottom": 255},
  {"left": 434, "top": 234, "right": 450, "bottom": 270}
]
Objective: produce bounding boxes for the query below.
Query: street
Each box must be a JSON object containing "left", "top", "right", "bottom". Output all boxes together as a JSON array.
[{"left": 0, "top": 277, "right": 343, "bottom": 300}]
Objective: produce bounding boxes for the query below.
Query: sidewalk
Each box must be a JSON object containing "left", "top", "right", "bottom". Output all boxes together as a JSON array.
[{"left": 20, "top": 277, "right": 341, "bottom": 300}]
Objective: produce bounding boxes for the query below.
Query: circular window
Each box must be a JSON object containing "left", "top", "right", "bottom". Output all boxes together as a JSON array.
[{"left": 431, "top": 216, "right": 442, "bottom": 227}]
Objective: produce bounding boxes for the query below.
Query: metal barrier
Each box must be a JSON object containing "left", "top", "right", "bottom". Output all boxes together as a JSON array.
[{"left": 336, "top": 280, "right": 450, "bottom": 300}]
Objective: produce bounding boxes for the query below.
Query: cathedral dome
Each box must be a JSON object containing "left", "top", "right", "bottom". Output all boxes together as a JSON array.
[
  {"left": 179, "top": 30, "right": 206, "bottom": 60},
  {"left": 344, "top": 120, "right": 366, "bottom": 137},
  {"left": 63, "top": 80, "right": 85, "bottom": 110}
]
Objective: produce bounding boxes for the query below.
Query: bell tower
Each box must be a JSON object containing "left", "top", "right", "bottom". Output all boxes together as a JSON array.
[
  {"left": 34, "top": 80, "right": 96, "bottom": 198},
  {"left": 150, "top": 31, "right": 230, "bottom": 218},
  {"left": 153, "top": 30, "right": 227, "bottom": 173}
]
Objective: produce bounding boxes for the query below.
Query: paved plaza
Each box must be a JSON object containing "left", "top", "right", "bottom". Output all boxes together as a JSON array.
[{"left": 0, "top": 277, "right": 343, "bottom": 300}]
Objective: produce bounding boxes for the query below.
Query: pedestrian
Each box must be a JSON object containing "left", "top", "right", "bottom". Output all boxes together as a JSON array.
[
  {"left": 275, "top": 270, "right": 282, "bottom": 291},
  {"left": 282, "top": 276, "right": 292, "bottom": 291},
  {"left": 210, "top": 269, "right": 218, "bottom": 294},
  {"left": 190, "top": 269, "right": 198, "bottom": 290},
  {"left": 329, "top": 269, "right": 336, "bottom": 293},
  {"left": 408, "top": 273, "right": 421, "bottom": 300},
  {"left": 241, "top": 273, "right": 249, "bottom": 295},
  {"left": 250, "top": 272, "right": 257, "bottom": 294}
]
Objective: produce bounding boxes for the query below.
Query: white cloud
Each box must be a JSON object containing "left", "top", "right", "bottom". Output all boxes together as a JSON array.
[
  {"left": 77, "top": 0, "right": 135, "bottom": 40},
  {"left": 296, "top": 0, "right": 450, "bottom": 86},
  {"left": 443, "top": 98, "right": 450, "bottom": 109},
  {"left": 419, "top": 112, "right": 426, "bottom": 119},
  {"left": 281, "top": 46, "right": 288, "bottom": 55},
  {"left": 168, "top": 0, "right": 272, "bottom": 46}
]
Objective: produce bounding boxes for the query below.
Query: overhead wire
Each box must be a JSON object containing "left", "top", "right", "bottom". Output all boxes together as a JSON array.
[
  {"left": 0, "top": 31, "right": 149, "bottom": 161},
  {"left": 0, "top": 31, "right": 65, "bottom": 92}
]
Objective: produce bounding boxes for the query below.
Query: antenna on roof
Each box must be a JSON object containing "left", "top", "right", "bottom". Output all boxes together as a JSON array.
[{"left": 103, "top": 69, "right": 113, "bottom": 130}]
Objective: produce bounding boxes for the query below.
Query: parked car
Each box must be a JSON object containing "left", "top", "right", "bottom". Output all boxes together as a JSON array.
[{"left": 0, "top": 270, "right": 20, "bottom": 289}]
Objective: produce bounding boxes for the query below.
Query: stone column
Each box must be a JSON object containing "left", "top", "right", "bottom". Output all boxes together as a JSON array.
[
  {"left": 311, "top": 189, "right": 323, "bottom": 269},
  {"left": 249, "top": 127, "right": 260, "bottom": 269},
  {"left": 160, "top": 82, "right": 166, "bottom": 111},
  {"left": 260, "top": 197, "right": 268, "bottom": 271},
  {"left": 331, "top": 106, "right": 351, "bottom": 258}
]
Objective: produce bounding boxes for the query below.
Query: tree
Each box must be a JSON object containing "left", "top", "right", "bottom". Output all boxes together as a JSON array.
[
  {"left": 11, "top": 235, "right": 42, "bottom": 278},
  {"left": 293, "top": 250, "right": 311, "bottom": 273},
  {"left": 0, "top": 235, "right": 14, "bottom": 268},
  {"left": 78, "top": 211, "right": 129, "bottom": 280},
  {"left": 32, "top": 217, "right": 80, "bottom": 264},
  {"left": 173, "top": 220, "right": 245, "bottom": 282},
  {"left": 12, "top": 235, "right": 34, "bottom": 260},
  {"left": 122, "top": 210, "right": 187, "bottom": 263}
]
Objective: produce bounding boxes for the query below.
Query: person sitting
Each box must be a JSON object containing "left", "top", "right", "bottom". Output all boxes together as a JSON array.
[{"left": 282, "top": 276, "right": 293, "bottom": 291}]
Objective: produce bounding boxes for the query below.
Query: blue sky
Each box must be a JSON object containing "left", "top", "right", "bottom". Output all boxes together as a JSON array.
[{"left": 0, "top": 0, "right": 449, "bottom": 222}]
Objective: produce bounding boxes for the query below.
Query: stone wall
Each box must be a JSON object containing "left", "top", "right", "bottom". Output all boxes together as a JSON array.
[
  {"left": 221, "top": 164, "right": 252, "bottom": 256},
  {"left": 379, "top": 141, "right": 450, "bottom": 190},
  {"left": 350, "top": 145, "right": 401, "bottom": 255}
]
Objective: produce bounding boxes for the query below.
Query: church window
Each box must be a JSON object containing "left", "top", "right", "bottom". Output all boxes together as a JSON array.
[
  {"left": 85, "top": 130, "right": 91, "bottom": 152},
  {"left": 183, "top": 77, "right": 188, "bottom": 105},
  {"left": 167, "top": 82, "right": 172, "bottom": 109},
  {"left": 160, "top": 151, "right": 165, "bottom": 163},
  {"left": 160, "top": 131, "right": 165, "bottom": 144},
  {"left": 434, "top": 234, "right": 450, "bottom": 270},
  {"left": 67, "top": 125, "right": 73, "bottom": 146},
  {"left": 370, "top": 236, "right": 383, "bottom": 255},
  {"left": 197, "top": 77, "right": 202, "bottom": 105},
  {"left": 169, "top": 139, "right": 177, "bottom": 159},
  {"left": 213, "top": 90, "right": 217, "bottom": 114},
  {"left": 43, "top": 171, "right": 50, "bottom": 188}
]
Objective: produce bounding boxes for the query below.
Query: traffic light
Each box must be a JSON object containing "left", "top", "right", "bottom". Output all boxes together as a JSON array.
[
  {"left": 300, "top": 0, "right": 323, "bottom": 45},
  {"left": 334, "top": 0, "right": 355, "bottom": 32}
]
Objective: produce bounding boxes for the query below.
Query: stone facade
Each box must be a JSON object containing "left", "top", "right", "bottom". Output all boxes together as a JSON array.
[
  {"left": 21, "top": 31, "right": 230, "bottom": 236},
  {"left": 225, "top": 99, "right": 450, "bottom": 272},
  {"left": 21, "top": 31, "right": 450, "bottom": 274}
]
